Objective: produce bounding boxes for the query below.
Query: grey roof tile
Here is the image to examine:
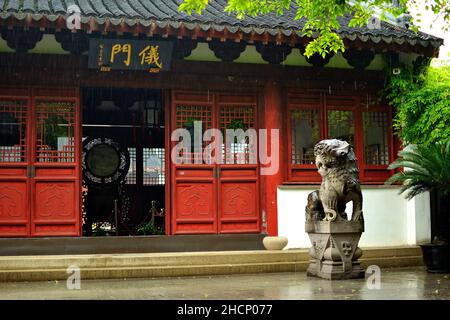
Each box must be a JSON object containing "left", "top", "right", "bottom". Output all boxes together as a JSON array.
[
  {"left": 88, "top": 0, "right": 110, "bottom": 17},
  {"left": 127, "top": 0, "right": 152, "bottom": 19},
  {"left": 37, "top": 0, "right": 51, "bottom": 13},
  {"left": 5, "top": 0, "right": 20, "bottom": 11},
  {"left": 51, "top": 0, "right": 66, "bottom": 14},
  {"left": 22, "top": 0, "right": 34, "bottom": 12},
  {"left": 0, "top": 0, "right": 443, "bottom": 49},
  {"left": 77, "top": 0, "right": 97, "bottom": 16}
]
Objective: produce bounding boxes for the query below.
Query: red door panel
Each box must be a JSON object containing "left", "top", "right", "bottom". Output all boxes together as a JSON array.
[
  {"left": 174, "top": 177, "right": 216, "bottom": 234},
  {"left": 30, "top": 93, "right": 80, "bottom": 237},
  {"left": 218, "top": 171, "right": 259, "bottom": 233},
  {"left": 217, "top": 100, "right": 259, "bottom": 233},
  {"left": 0, "top": 93, "right": 30, "bottom": 237},
  {"left": 171, "top": 92, "right": 216, "bottom": 234},
  {"left": 0, "top": 88, "right": 81, "bottom": 238},
  {"left": 170, "top": 91, "right": 260, "bottom": 235},
  {"left": 0, "top": 181, "right": 28, "bottom": 236},
  {"left": 32, "top": 182, "right": 78, "bottom": 236}
]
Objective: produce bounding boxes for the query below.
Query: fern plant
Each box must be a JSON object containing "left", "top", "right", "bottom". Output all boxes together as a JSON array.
[{"left": 386, "top": 141, "right": 450, "bottom": 200}]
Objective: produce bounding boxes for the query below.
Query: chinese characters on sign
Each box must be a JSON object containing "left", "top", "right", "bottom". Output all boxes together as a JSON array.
[{"left": 88, "top": 39, "right": 174, "bottom": 72}]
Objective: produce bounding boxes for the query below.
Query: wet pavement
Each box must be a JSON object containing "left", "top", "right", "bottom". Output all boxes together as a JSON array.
[{"left": 0, "top": 267, "right": 448, "bottom": 300}]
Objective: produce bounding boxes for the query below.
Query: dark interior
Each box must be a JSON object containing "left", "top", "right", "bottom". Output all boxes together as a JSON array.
[{"left": 81, "top": 87, "right": 165, "bottom": 236}]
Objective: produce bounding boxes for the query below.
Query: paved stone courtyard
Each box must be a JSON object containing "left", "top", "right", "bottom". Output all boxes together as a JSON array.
[{"left": 0, "top": 267, "right": 448, "bottom": 300}]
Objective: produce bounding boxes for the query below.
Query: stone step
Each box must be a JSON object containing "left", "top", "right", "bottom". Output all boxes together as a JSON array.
[{"left": 0, "top": 246, "right": 423, "bottom": 282}]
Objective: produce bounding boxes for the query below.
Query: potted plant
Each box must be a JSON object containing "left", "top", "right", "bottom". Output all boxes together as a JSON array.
[
  {"left": 386, "top": 140, "right": 450, "bottom": 272},
  {"left": 136, "top": 220, "right": 165, "bottom": 236}
]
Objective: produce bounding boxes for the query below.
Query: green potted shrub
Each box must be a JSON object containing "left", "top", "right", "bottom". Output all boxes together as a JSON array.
[
  {"left": 386, "top": 141, "right": 450, "bottom": 272},
  {"left": 136, "top": 220, "right": 165, "bottom": 236}
]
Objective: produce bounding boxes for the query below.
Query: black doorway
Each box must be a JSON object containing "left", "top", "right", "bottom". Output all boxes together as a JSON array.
[{"left": 81, "top": 87, "right": 165, "bottom": 236}]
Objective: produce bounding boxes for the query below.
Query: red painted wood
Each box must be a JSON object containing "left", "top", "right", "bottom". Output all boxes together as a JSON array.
[
  {"left": 0, "top": 90, "right": 31, "bottom": 237},
  {"left": 171, "top": 91, "right": 217, "bottom": 234},
  {"left": 286, "top": 90, "right": 394, "bottom": 184},
  {"left": 0, "top": 87, "right": 81, "bottom": 237},
  {"left": 217, "top": 96, "right": 259, "bottom": 234},
  {"left": 164, "top": 90, "right": 171, "bottom": 235},
  {"left": 170, "top": 91, "right": 261, "bottom": 235},
  {"left": 263, "top": 81, "right": 284, "bottom": 236},
  {"left": 30, "top": 89, "right": 80, "bottom": 237}
]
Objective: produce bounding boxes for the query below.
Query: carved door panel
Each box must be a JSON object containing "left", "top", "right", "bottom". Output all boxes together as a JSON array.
[
  {"left": 0, "top": 89, "right": 31, "bottom": 237},
  {"left": 217, "top": 95, "right": 260, "bottom": 233},
  {"left": 170, "top": 92, "right": 260, "bottom": 235},
  {"left": 30, "top": 89, "right": 81, "bottom": 236},
  {"left": 171, "top": 92, "right": 217, "bottom": 234},
  {"left": 0, "top": 88, "right": 81, "bottom": 237}
]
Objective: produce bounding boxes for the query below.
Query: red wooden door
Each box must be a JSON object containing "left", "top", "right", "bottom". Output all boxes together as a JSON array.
[
  {"left": 0, "top": 89, "right": 31, "bottom": 237},
  {"left": 217, "top": 94, "right": 260, "bottom": 233},
  {"left": 0, "top": 88, "right": 81, "bottom": 237},
  {"left": 171, "top": 92, "right": 217, "bottom": 234},
  {"left": 30, "top": 88, "right": 81, "bottom": 237},
  {"left": 171, "top": 91, "right": 260, "bottom": 235}
]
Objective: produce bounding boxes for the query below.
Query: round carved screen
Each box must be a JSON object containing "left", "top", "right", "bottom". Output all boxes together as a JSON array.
[{"left": 82, "top": 137, "right": 130, "bottom": 187}]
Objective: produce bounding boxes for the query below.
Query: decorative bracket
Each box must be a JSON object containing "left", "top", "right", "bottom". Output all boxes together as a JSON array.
[
  {"left": 173, "top": 38, "right": 198, "bottom": 60},
  {"left": 1, "top": 28, "right": 43, "bottom": 53},
  {"left": 255, "top": 43, "right": 292, "bottom": 64},
  {"left": 343, "top": 48, "right": 375, "bottom": 70},
  {"left": 303, "top": 52, "right": 334, "bottom": 67},
  {"left": 208, "top": 40, "right": 247, "bottom": 62},
  {"left": 54, "top": 31, "right": 90, "bottom": 55}
]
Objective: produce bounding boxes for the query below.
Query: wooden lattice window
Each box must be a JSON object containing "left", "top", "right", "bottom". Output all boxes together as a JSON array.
[
  {"left": 0, "top": 98, "right": 27, "bottom": 163},
  {"left": 290, "top": 109, "right": 320, "bottom": 165},
  {"left": 362, "top": 112, "right": 390, "bottom": 165},
  {"left": 126, "top": 147, "right": 137, "bottom": 184},
  {"left": 175, "top": 104, "right": 213, "bottom": 164},
  {"left": 35, "top": 99, "right": 76, "bottom": 163},
  {"left": 220, "top": 106, "right": 256, "bottom": 164},
  {"left": 327, "top": 110, "right": 355, "bottom": 146},
  {"left": 287, "top": 91, "right": 393, "bottom": 184},
  {"left": 143, "top": 148, "right": 165, "bottom": 185}
]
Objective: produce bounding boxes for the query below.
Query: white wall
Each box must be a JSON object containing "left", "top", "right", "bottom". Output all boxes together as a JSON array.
[{"left": 277, "top": 186, "right": 431, "bottom": 249}]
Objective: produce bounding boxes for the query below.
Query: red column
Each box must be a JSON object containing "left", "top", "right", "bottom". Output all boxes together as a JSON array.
[{"left": 263, "top": 80, "right": 285, "bottom": 236}]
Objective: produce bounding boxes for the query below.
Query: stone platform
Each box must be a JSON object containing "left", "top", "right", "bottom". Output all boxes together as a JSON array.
[{"left": 0, "top": 246, "right": 423, "bottom": 282}]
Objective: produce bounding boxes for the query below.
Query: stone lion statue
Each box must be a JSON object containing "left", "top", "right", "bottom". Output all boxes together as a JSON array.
[{"left": 305, "top": 139, "right": 363, "bottom": 222}]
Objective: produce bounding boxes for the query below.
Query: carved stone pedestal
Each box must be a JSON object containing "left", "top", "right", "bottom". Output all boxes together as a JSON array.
[{"left": 306, "top": 220, "right": 365, "bottom": 280}]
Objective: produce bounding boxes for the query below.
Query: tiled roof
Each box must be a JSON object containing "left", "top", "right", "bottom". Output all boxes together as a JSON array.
[{"left": 0, "top": 0, "right": 443, "bottom": 49}]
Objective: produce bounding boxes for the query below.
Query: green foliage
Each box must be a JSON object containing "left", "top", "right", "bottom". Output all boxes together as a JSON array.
[
  {"left": 227, "top": 119, "right": 245, "bottom": 130},
  {"left": 179, "top": 1, "right": 449, "bottom": 57},
  {"left": 386, "top": 139, "right": 450, "bottom": 199},
  {"left": 137, "top": 220, "right": 165, "bottom": 235},
  {"left": 385, "top": 65, "right": 450, "bottom": 145},
  {"left": 385, "top": 141, "right": 450, "bottom": 200},
  {"left": 386, "top": 141, "right": 450, "bottom": 243},
  {"left": 184, "top": 117, "right": 200, "bottom": 128}
]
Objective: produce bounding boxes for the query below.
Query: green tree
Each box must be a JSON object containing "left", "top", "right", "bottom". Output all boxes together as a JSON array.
[
  {"left": 385, "top": 65, "right": 450, "bottom": 145},
  {"left": 179, "top": 0, "right": 449, "bottom": 57}
]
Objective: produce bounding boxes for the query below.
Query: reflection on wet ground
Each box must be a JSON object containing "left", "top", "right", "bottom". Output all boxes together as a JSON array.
[{"left": 0, "top": 267, "right": 448, "bottom": 300}]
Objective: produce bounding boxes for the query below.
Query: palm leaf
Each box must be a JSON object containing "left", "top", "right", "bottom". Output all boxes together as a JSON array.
[{"left": 386, "top": 140, "right": 450, "bottom": 199}]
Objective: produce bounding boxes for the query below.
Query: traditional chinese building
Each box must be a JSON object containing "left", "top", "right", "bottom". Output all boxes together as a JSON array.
[{"left": 0, "top": 1, "right": 443, "bottom": 252}]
